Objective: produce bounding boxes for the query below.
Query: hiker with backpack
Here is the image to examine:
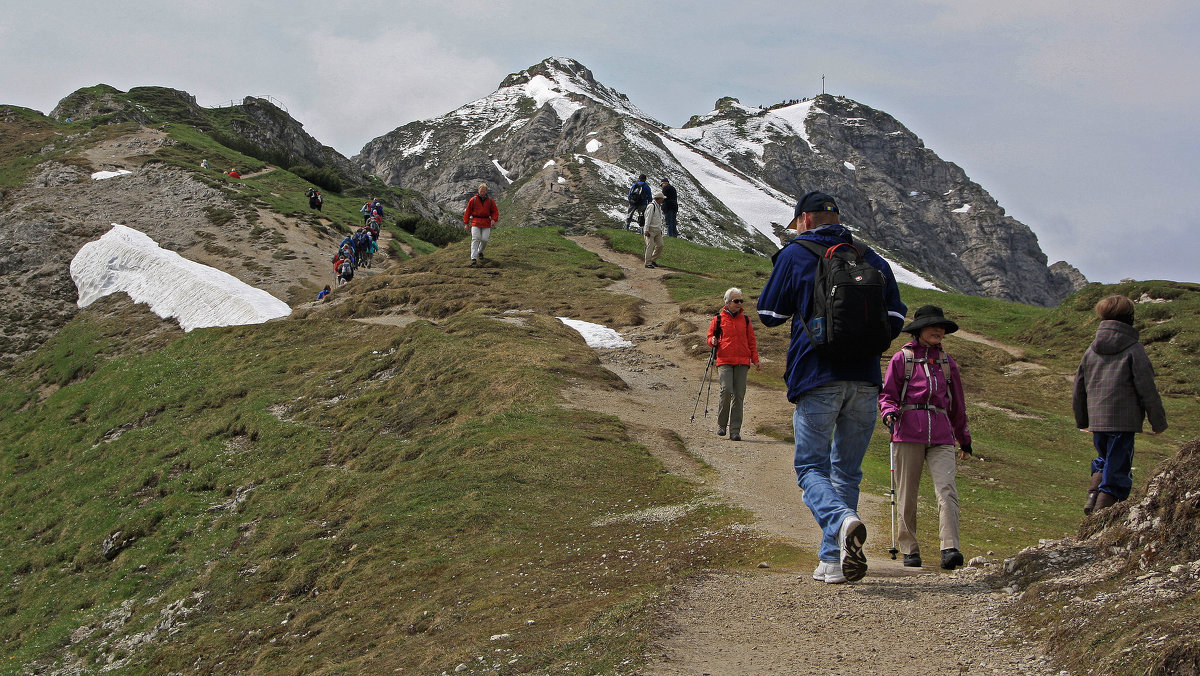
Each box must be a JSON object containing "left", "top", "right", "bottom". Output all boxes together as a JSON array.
[
  {"left": 706, "top": 288, "right": 761, "bottom": 442},
  {"left": 660, "top": 178, "right": 679, "bottom": 237},
  {"left": 307, "top": 187, "right": 323, "bottom": 211},
  {"left": 625, "top": 174, "right": 652, "bottom": 230},
  {"left": 463, "top": 183, "right": 499, "bottom": 266},
  {"left": 643, "top": 192, "right": 666, "bottom": 268},
  {"left": 878, "top": 305, "right": 972, "bottom": 571},
  {"left": 1073, "top": 294, "right": 1167, "bottom": 514},
  {"left": 757, "top": 190, "right": 907, "bottom": 584}
]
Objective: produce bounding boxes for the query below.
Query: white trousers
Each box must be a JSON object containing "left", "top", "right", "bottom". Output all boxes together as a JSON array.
[{"left": 470, "top": 226, "right": 492, "bottom": 260}]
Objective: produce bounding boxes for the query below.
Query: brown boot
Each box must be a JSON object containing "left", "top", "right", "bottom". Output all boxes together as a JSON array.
[
  {"left": 1083, "top": 472, "right": 1102, "bottom": 514},
  {"left": 1094, "top": 491, "right": 1119, "bottom": 511}
]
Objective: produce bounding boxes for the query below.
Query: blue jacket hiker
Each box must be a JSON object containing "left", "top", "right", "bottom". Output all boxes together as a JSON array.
[{"left": 757, "top": 190, "right": 906, "bottom": 586}]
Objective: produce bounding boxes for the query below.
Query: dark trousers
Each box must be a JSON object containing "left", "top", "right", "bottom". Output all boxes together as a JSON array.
[
  {"left": 664, "top": 210, "right": 678, "bottom": 237},
  {"left": 1091, "top": 431, "right": 1136, "bottom": 500},
  {"left": 625, "top": 203, "right": 646, "bottom": 229}
]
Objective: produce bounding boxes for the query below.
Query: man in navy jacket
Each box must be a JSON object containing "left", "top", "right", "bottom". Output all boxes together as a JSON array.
[{"left": 757, "top": 191, "right": 906, "bottom": 584}]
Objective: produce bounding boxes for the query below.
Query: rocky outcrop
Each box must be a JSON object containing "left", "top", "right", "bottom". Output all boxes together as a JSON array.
[
  {"left": 226, "top": 97, "right": 362, "bottom": 184},
  {"left": 680, "top": 95, "right": 1087, "bottom": 305}
]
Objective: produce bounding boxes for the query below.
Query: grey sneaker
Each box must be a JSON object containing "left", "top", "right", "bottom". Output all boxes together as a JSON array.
[
  {"left": 838, "top": 515, "right": 868, "bottom": 582},
  {"left": 812, "top": 561, "right": 846, "bottom": 584},
  {"left": 729, "top": 431, "right": 741, "bottom": 441}
]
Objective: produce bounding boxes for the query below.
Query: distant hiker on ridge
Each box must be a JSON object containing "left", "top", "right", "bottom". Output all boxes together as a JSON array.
[
  {"left": 227, "top": 167, "right": 241, "bottom": 179},
  {"left": 625, "top": 174, "right": 651, "bottom": 230},
  {"left": 307, "top": 187, "right": 323, "bottom": 211},
  {"left": 660, "top": 178, "right": 679, "bottom": 237},
  {"left": 757, "top": 190, "right": 907, "bottom": 585},
  {"left": 643, "top": 191, "right": 666, "bottom": 268},
  {"left": 464, "top": 183, "right": 499, "bottom": 266},
  {"left": 1073, "top": 294, "right": 1167, "bottom": 514},
  {"left": 706, "top": 287, "right": 760, "bottom": 442}
]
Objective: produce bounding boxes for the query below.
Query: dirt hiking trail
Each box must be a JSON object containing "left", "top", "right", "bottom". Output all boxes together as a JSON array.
[{"left": 563, "top": 235, "right": 1055, "bottom": 675}]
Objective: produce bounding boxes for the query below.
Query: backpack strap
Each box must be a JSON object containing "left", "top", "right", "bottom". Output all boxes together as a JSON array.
[{"left": 898, "top": 347, "right": 953, "bottom": 417}]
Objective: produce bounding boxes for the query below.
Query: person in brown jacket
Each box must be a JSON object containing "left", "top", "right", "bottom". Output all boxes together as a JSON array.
[
  {"left": 1072, "top": 294, "right": 1168, "bottom": 513},
  {"left": 706, "top": 288, "right": 761, "bottom": 441}
]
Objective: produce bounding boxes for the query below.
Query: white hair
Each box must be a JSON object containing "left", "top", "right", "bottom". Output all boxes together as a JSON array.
[{"left": 723, "top": 287, "right": 742, "bottom": 303}]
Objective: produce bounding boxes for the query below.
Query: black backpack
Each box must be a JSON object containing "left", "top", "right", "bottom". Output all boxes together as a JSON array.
[
  {"left": 629, "top": 182, "right": 649, "bottom": 205},
  {"left": 794, "top": 237, "right": 892, "bottom": 361}
]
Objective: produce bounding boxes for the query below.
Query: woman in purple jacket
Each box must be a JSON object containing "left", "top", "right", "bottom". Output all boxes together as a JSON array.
[{"left": 879, "top": 305, "right": 972, "bottom": 570}]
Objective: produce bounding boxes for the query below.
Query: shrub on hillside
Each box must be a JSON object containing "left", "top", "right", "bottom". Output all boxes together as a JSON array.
[
  {"left": 394, "top": 214, "right": 422, "bottom": 234},
  {"left": 414, "top": 218, "right": 466, "bottom": 247},
  {"left": 290, "top": 165, "right": 344, "bottom": 193}
]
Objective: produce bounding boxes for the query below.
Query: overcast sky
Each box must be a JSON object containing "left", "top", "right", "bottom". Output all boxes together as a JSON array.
[{"left": 4, "top": 0, "right": 1198, "bottom": 285}]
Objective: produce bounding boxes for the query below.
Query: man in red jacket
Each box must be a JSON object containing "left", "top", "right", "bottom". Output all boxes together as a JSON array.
[
  {"left": 463, "top": 183, "right": 500, "bottom": 266},
  {"left": 706, "top": 287, "right": 761, "bottom": 441}
]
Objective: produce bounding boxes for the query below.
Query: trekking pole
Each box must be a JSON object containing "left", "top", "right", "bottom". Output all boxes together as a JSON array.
[
  {"left": 690, "top": 345, "right": 717, "bottom": 422},
  {"left": 886, "top": 420, "right": 899, "bottom": 560}
]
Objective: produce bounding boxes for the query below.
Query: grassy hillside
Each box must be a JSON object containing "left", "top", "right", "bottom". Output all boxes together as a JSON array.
[
  {"left": 0, "top": 228, "right": 788, "bottom": 675},
  {"left": 3, "top": 225, "right": 1197, "bottom": 673}
]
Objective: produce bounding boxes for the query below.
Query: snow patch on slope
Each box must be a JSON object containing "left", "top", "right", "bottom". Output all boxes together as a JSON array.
[
  {"left": 659, "top": 135, "right": 793, "bottom": 241},
  {"left": 71, "top": 224, "right": 291, "bottom": 332}
]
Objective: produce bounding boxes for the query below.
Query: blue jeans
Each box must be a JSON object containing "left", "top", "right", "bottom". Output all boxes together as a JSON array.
[
  {"left": 664, "top": 210, "right": 678, "bottom": 237},
  {"left": 1091, "top": 431, "right": 1136, "bottom": 500},
  {"left": 793, "top": 382, "right": 879, "bottom": 561}
]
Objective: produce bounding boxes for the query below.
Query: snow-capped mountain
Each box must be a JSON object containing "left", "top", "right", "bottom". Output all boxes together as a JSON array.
[{"left": 355, "top": 57, "right": 1085, "bottom": 305}]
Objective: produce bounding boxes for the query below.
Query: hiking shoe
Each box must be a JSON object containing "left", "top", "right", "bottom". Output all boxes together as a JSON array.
[
  {"left": 717, "top": 427, "right": 726, "bottom": 437},
  {"left": 730, "top": 432, "right": 741, "bottom": 441},
  {"left": 903, "top": 553, "right": 922, "bottom": 568},
  {"left": 941, "top": 548, "right": 964, "bottom": 570},
  {"left": 469, "top": 259, "right": 477, "bottom": 266},
  {"left": 813, "top": 560, "right": 846, "bottom": 584},
  {"left": 838, "top": 515, "right": 868, "bottom": 582}
]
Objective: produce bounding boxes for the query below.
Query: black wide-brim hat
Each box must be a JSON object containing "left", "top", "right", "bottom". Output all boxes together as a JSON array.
[{"left": 902, "top": 305, "right": 959, "bottom": 334}]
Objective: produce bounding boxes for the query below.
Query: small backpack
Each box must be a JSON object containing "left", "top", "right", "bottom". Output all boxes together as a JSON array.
[
  {"left": 629, "top": 182, "right": 649, "bottom": 205},
  {"left": 795, "top": 236, "right": 892, "bottom": 361}
]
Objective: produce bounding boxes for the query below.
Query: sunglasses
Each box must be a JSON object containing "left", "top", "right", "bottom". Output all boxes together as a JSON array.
[{"left": 730, "top": 299, "right": 744, "bottom": 303}]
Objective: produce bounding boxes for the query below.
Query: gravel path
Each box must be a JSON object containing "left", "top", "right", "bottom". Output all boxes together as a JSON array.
[{"left": 563, "top": 235, "right": 1056, "bottom": 675}]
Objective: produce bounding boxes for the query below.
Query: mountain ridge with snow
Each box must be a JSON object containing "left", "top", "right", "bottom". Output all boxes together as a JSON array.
[{"left": 356, "top": 56, "right": 1085, "bottom": 305}]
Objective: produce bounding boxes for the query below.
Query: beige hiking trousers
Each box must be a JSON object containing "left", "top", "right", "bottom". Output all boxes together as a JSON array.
[{"left": 892, "top": 441, "right": 960, "bottom": 554}]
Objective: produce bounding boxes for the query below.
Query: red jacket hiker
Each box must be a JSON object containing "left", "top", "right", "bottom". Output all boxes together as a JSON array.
[
  {"left": 707, "top": 308, "right": 760, "bottom": 367},
  {"left": 463, "top": 194, "right": 499, "bottom": 228}
]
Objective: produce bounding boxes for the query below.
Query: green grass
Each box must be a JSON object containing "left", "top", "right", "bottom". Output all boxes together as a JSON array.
[
  {"left": 0, "top": 230, "right": 792, "bottom": 675},
  {"left": 3, "top": 210, "right": 1198, "bottom": 672}
]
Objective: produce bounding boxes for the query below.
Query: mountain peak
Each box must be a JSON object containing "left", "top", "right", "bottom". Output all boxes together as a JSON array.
[{"left": 499, "top": 56, "right": 596, "bottom": 89}]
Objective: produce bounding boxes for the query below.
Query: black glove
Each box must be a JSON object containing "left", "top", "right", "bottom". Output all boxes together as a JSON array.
[
  {"left": 882, "top": 412, "right": 898, "bottom": 432},
  {"left": 961, "top": 443, "right": 973, "bottom": 456}
]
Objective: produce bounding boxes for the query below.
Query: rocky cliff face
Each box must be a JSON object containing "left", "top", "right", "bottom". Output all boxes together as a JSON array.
[
  {"left": 225, "top": 97, "right": 361, "bottom": 183},
  {"left": 677, "top": 95, "right": 1086, "bottom": 305},
  {"left": 354, "top": 57, "right": 779, "bottom": 255},
  {"left": 357, "top": 58, "right": 1086, "bottom": 306}
]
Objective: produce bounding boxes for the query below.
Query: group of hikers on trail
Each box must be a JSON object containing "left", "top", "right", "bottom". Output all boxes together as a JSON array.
[
  {"left": 706, "top": 189, "right": 1167, "bottom": 585},
  {"left": 319, "top": 197, "right": 382, "bottom": 295},
  {"left": 624, "top": 175, "right": 679, "bottom": 269}
]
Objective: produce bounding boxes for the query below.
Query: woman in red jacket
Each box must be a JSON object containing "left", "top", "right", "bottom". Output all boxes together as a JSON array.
[{"left": 706, "top": 288, "right": 761, "bottom": 441}]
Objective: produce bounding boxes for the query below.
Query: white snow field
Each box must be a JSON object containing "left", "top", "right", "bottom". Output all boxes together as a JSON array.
[
  {"left": 557, "top": 317, "right": 633, "bottom": 348},
  {"left": 71, "top": 224, "right": 291, "bottom": 332}
]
